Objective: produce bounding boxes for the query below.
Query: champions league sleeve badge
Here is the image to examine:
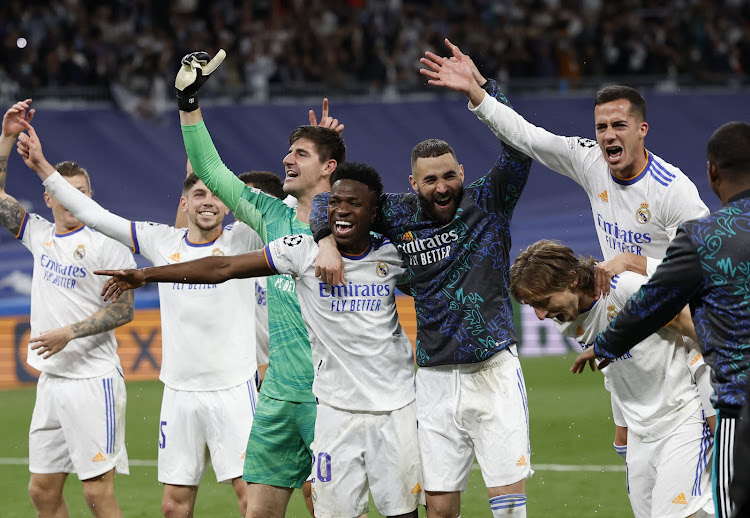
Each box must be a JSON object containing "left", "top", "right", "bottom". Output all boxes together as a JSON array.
[{"left": 282, "top": 235, "right": 304, "bottom": 247}]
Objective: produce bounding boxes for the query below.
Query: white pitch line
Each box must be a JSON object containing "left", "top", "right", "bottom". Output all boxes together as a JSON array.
[{"left": 0, "top": 458, "right": 624, "bottom": 472}]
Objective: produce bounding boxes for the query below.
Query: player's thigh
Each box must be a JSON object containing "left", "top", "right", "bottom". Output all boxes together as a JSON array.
[
  {"left": 366, "top": 402, "right": 423, "bottom": 516},
  {"left": 57, "top": 370, "right": 129, "bottom": 480},
  {"left": 205, "top": 381, "right": 257, "bottom": 483},
  {"left": 625, "top": 433, "right": 656, "bottom": 518},
  {"left": 416, "top": 367, "right": 474, "bottom": 492},
  {"left": 29, "top": 373, "right": 74, "bottom": 475},
  {"left": 651, "top": 411, "right": 714, "bottom": 518},
  {"left": 243, "top": 394, "right": 312, "bottom": 489},
  {"left": 461, "top": 350, "right": 532, "bottom": 487},
  {"left": 311, "top": 404, "right": 369, "bottom": 518},
  {"left": 158, "top": 387, "right": 209, "bottom": 486}
]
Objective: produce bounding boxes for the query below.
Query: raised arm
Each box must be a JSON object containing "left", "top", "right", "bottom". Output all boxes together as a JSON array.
[
  {"left": 17, "top": 123, "right": 134, "bottom": 246},
  {"left": 0, "top": 99, "right": 35, "bottom": 236},
  {"left": 29, "top": 290, "right": 134, "bottom": 359},
  {"left": 96, "top": 249, "right": 274, "bottom": 302}
]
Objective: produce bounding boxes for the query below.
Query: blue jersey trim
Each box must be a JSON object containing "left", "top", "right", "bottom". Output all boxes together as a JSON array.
[
  {"left": 341, "top": 244, "right": 372, "bottom": 260},
  {"left": 184, "top": 231, "right": 222, "bottom": 248},
  {"left": 611, "top": 152, "right": 652, "bottom": 186},
  {"left": 54, "top": 224, "right": 86, "bottom": 238}
]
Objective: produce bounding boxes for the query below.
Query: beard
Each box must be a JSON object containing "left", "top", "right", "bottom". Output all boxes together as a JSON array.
[{"left": 418, "top": 185, "right": 464, "bottom": 225}]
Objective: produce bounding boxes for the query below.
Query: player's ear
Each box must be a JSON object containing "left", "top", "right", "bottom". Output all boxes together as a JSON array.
[
  {"left": 409, "top": 174, "right": 417, "bottom": 192},
  {"left": 639, "top": 121, "right": 649, "bottom": 139},
  {"left": 43, "top": 191, "right": 52, "bottom": 208},
  {"left": 179, "top": 196, "right": 188, "bottom": 212},
  {"left": 459, "top": 164, "right": 465, "bottom": 182}
]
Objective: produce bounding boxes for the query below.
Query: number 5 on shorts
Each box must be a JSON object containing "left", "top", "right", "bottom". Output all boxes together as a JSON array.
[{"left": 159, "top": 420, "right": 167, "bottom": 449}]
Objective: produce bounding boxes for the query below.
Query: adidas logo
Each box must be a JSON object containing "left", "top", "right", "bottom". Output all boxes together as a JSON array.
[
  {"left": 168, "top": 253, "right": 181, "bottom": 263},
  {"left": 411, "top": 483, "right": 422, "bottom": 494},
  {"left": 516, "top": 455, "right": 527, "bottom": 466},
  {"left": 689, "top": 354, "right": 703, "bottom": 366},
  {"left": 672, "top": 493, "right": 688, "bottom": 505},
  {"left": 44, "top": 241, "right": 53, "bottom": 247},
  {"left": 241, "top": 453, "right": 245, "bottom": 459},
  {"left": 597, "top": 190, "right": 609, "bottom": 202},
  {"left": 92, "top": 452, "right": 106, "bottom": 462}
]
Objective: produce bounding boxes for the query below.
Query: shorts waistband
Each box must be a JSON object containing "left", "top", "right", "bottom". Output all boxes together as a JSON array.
[{"left": 419, "top": 345, "right": 518, "bottom": 375}]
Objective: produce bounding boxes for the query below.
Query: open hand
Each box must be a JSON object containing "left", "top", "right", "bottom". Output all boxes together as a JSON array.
[
  {"left": 95, "top": 269, "right": 147, "bottom": 302},
  {"left": 2, "top": 99, "right": 34, "bottom": 138}
]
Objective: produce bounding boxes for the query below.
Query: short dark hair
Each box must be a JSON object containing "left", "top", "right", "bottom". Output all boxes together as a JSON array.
[
  {"left": 707, "top": 121, "right": 750, "bottom": 177},
  {"left": 330, "top": 162, "right": 383, "bottom": 203},
  {"left": 411, "top": 139, "right": 457, "bottom": 170},
  {"left": 182, "top": 173, "right": 202, "bottom": 194},
  {"left": 238, "top": 170, "right": 285, "bottom": 199},
  {"left": 288, "top": 126, "right": 346, "bottom": 164},
  {"left": 594, "top": 85, "right": 647, "bottom": 121},
  {"left": 54, "top": 161, "right": 91, "bottom": 191},
  {"left": 510, "top": 240, "right": 597, "bottom": 305}
]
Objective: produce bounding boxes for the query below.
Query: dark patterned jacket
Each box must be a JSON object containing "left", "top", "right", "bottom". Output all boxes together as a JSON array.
[
  {"left": 311, "top": 81, "right": 532, "bottom": 367},
  {"left": 593, "top": 190, "right": 750, "bottom": 412}
]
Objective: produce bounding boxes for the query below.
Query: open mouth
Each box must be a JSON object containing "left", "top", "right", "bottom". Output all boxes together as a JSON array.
[
  {"left": 605, "top": 146, "right": 623, "bottom": 161},
  {"left": 334, "top": 220, "right": 354, "bottom": 235}
]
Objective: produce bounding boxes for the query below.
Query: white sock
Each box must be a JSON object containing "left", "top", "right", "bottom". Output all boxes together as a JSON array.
[
  {"left": 614, "top": 442, "right": 627, "bottom": 460},
  {"left": 489, "top": 494, "right": 526, "bottom": 517}
]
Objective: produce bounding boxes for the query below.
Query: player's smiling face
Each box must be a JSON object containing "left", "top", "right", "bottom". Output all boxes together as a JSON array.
[
  {"left": 181, "top": 179, "right": 229, "bottom": 232},
  {"left": 594, "top": 99, "right": 649, "bottom": 179},
  {"left": 328, "top": 179, "right": 377, "bottom": 254},
  {"left": 528, "top": 290, "right": 581, "bottom": 323},
  {"left": 283, "top": 137, "right": 329, "bottom": 198},
  {"left": 45, "top": 174, "right": 91, "bottom": 233},
  {"left": 410, "top": 153, "right": 465, "bottom": 225}
]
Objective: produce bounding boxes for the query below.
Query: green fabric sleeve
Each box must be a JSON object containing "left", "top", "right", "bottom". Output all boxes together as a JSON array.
[{"left": 182, "top": 120, "right": 271, "bottom": 242}]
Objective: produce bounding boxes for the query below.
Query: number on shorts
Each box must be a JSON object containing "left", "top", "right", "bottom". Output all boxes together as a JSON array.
[
  {"left": 159, "top": 420, "right": 167, "bottom": 449},
  {"left": 317, "top": 452, "right": 332, "bottom": 482}
]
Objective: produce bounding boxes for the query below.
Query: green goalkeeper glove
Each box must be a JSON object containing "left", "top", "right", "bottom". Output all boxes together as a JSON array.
[{"left": 175, "top": 49, "right": 226, "bottom": 112}]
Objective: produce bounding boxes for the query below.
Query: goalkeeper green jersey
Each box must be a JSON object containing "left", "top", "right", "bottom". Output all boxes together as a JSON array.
[{"left": 183, "top": 121, "right": 314, "bottom": 403}]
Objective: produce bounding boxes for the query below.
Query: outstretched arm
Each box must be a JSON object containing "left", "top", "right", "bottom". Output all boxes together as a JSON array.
[
  {"left": 29, "top": 290, "right": 134, "bottom": 359},
  {"left": 18, "top": 123, "right": 135, "bottom": 246},
  {"left": 96, "top": 249, "right": 274, "bottom": 302},
  {"left": 0, "top": 99, "right": 35, "bottom": 236}
]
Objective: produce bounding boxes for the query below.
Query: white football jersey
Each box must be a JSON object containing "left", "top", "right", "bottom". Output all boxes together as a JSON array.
[
  {"left": 471, "top": 95, "right": 709, "bottom": 271},
  {"left": 265, "top": 234, "right": 414, "bottom": 412},
  {"left": 19, "top": 214, "right": 135, "bottom": 378},
  {"left": 132, "top": 221, "right": 263, "bottom": 391},
  {"left": 555, "top": 272, "right": 702, "bottom": 441}
]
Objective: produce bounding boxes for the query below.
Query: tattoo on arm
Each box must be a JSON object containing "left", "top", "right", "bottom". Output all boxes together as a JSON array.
[
  {"left": 71, "top": 290, "right": 135, "bottom": 339},
  {"left": 0, "top": 196, "right": 26, "bottom": 236}
]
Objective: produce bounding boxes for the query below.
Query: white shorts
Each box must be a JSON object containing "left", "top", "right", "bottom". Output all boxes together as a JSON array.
[
  {"left": 158, "top": 380, "right": 257, "bottom": 485},
  {"left": 29, "top": 369, "right": 129, "bottom": 480},
  {"left": 627, "top": 409, "right": 714, "bottom": 518},
  {"left": 416, "top": 346, "right": 531, "bottom": 492},
  {"left": 312, "top": 401, "right": 424, "bottom": 518}
]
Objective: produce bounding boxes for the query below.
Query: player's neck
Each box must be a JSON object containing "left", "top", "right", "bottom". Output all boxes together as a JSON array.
[
  {"left": 187, "top": 224, "right": 222, "bottom": 244},
  {"left": 578, "top": 290, "right": 598, "bottom": 312},
  {"left": 612, "top": 148, "right": 648, "bottom": 180}
]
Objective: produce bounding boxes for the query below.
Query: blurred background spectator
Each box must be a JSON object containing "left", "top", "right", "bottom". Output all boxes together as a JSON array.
[{"left": 1, "top": 0, "right": 748, "bottom": 118}]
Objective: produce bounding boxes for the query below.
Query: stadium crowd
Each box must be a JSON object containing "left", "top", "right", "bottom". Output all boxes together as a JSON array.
[{"left": 1, "top": 0, "right": 749, "bottom": 114}]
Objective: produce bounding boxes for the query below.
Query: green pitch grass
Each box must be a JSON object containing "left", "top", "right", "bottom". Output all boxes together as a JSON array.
[{"left": 0, "top": 355, "right": 632, "bottom": 517}]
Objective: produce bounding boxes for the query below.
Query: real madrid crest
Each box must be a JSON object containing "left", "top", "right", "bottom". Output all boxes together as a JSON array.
[
  {"left": 376, "top": 261, "right": 389, "bottom": 277},
  {"left": 607, "top": 305, "right": 617, "bottom": 322},
  {"left": 73, "top": 244, "right": 86, "bottom": 260},
  {"left": 636, "top": 202, "right": 651, "bottom": 224},
  {"left": 212, "top": 247, "right": 224, "bottom": 256}
]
